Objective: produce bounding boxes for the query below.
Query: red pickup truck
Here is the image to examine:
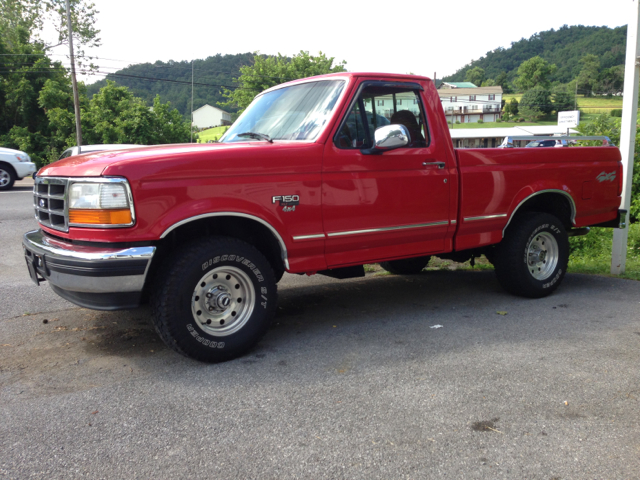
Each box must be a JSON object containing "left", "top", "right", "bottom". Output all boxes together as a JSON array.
[{"left": 23, "top": 73, "right": 624, "bottom": 362}]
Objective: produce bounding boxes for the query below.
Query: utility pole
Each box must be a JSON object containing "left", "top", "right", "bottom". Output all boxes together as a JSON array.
[
  {"left": 65, "top": 0, "right": 82, "bottom": 150},
  {"left": 611, "top": 0, "right": 640, "bottom": 275}
]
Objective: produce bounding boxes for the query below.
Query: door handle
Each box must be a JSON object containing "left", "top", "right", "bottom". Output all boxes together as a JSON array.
[{"left": 422, "top": 161, "right": 446, "bottom": 169}]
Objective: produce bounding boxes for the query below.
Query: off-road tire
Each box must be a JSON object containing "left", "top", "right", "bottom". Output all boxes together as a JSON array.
[
  {"left": 493, "top": 213, "right": 569, "bottom": 298},
  {"left": 150, "top": 236, "right": 277, "bottom": 362},
  {"left": 0, "top": 165, "right": 16, "bottom": 191},
  {"left": 380, "top": 256, "right": 431, "bottom": 275}
]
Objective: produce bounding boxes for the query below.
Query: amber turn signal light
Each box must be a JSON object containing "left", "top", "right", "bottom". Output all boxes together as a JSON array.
[{"left": 69, "top": 208, "right": 132, "bottom": 225}]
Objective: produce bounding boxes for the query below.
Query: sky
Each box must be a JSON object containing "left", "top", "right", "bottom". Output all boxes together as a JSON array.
[{"left": 44, "top": 0, "right": 635, "bottom": 84}]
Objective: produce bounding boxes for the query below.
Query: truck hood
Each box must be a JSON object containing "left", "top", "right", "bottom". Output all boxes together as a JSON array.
[{"left": 38, "top": 142, "right": 308, "bottom": 179}]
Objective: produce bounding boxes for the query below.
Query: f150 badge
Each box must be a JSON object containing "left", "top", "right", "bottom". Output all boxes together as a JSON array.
[
  {"left": 597, "top": 171, "right": 616, "bottom": 182},
  {"left": 272, "top": 195, "right": 299, "bottom": 212}
]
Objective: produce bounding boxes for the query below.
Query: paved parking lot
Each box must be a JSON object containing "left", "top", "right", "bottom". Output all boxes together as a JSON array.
[{"left": 2, "top": 179, "right": 640, "bottom": 478}]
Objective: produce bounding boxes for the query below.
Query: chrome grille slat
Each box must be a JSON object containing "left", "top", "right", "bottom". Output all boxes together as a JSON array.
[{"left": 33, "top": 177, "right": 69, "bottom": 232}]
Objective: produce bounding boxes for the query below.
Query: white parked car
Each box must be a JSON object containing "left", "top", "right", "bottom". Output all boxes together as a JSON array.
[{"left": 0, "top": 147, "right": 37, "bottom": 191}]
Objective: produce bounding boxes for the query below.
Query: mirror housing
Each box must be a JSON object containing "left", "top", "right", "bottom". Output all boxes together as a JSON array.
[{"left": 361, "top": 124, "right": 410, "bottom": 155}]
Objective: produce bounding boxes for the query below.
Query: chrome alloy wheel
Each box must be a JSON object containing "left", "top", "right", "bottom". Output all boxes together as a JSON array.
[
  {"left": 191, "top": 266, "right": 255, "bottom": 336},
  {"left": 527, "top": 232, "right": 559, "bottom": 280},
  {"left": 0, "top": 169, "right": 9, "bottom": 187}
]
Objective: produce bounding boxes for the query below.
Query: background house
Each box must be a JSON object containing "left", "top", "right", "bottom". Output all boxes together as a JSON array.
[
  {"left": 438, "top": 86, "right": 503, "bottom": 123},
  {"left": 438, "top": 82, "right": 478, "bottom": 89},
  {"left": 192, "top": 104, "right": 232, "bottom": 129}
]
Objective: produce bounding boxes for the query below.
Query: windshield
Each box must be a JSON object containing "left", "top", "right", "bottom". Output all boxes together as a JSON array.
[{"left": 221, "top": 80, "right": 346, "bottom": 143}]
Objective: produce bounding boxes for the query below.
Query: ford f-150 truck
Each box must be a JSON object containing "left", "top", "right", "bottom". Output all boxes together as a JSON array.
[{"left": 23, "top": 73, "right": 624, "bottom": 362}]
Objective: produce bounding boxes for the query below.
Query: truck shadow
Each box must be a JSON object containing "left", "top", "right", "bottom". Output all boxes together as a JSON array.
[
  {"left": 79, "top": 306, "right": 168, "bottom": 359},
  {"left": 1, "top": 185, "right": 33, "bottom": 193},
  {"left": 262, "top": 269, "right": 636, "bottom": 362},
  {"left": 75, "top": 269, "right": 635, "bottom": 365}
]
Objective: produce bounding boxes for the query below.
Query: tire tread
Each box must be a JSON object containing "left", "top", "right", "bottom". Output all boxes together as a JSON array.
[
  {"left": 150, "top": 236, "right": 277, "bottom": 362},
  {"left": 493, "top": 213, "right": 568, "bottom": 298}
]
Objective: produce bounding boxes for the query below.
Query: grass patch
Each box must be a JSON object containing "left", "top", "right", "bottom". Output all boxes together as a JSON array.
[
  {"left": 198, "top": 125, "right": 229, "bottom": 143},
  {"left": 502, "top": 94, "right": 623, "bottom": 115},
  {"left": 568, "top": 224, "right": 640, "bottom": 281}
]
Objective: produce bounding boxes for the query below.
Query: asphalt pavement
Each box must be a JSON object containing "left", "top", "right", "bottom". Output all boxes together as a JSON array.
[{"left": 1, "top": 178, "right": 639, "bottom": 479}]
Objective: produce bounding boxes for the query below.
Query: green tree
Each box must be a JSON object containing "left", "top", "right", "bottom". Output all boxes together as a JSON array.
[
  {"left": 0, "top": 20, "right": 75, "bottom": 165},
  {"left": 514, "top": 56, "right": 557, "bottom": 92},
  {"left": 481, "top": 79, "right": 496, "bottom": 87},
  {"left": 576, "top": 54, "right": 600, "bottom": 96},
  {"left": 494, "top": 71, "right": 512, "bottom": 93},
  {"left": 464, "top": 66, "right": 485, "bottom": 86},
  {"left": 45, "top": 81, "right": 192, "bottom": 148},
  {"left": 519, "top": 86, "right": 553, "bottom": 120},
  {"left": 220, "top": 50, "right": 347, "bottom": 112},
  {"left": 552, "top": 84, "right": 576, "bottom": 113},
  {"left": 0, "top": 0, "right": 100, "bottom": 65},
  {"left": 504, "top": 97, "right": 519, "bottom": 115},
  {"left": 0, "top": 0, "right": 101, "bottom": 164},
  {"left": 598, "top": 64, "right": 624, "bottom": 95}
]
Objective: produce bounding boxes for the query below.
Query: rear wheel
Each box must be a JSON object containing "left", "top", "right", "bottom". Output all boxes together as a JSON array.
[
  {"left": 0, "top": 165, "right": 16, "bottom": 191},
  {"left": 493, "top": 213, "right": 569, "bottom": 298},
  {"left": 380, "top": 256, "right": 431, "bottom": 275},
  {"left": 151, "top": 236, "right": 277, "bottom": 362}
]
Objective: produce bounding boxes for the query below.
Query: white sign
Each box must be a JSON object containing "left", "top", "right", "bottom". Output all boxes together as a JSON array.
[{"left": 558, "top": 110, "right": 580, "bottom": 128}]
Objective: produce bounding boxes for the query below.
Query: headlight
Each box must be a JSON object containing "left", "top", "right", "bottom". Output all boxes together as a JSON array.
[
  {"left": 68, "top": 179, "right": 135, "bottom": 227},
  {"left": 15, "top": 153, "right": 30, "bottom": 162}
]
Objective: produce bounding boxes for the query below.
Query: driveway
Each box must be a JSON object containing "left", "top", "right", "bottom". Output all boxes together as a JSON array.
[{"left": 2, "top": 178, "right": 639, "bottom": 478}]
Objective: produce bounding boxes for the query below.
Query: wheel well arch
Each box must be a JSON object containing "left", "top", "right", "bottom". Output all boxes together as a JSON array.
[
  {"left": 0, "top": 161, "right": 17, "bottom": 176},
  {"left": 503, "top": 190, "right": 575, "bottom": 236},
  {"left": 156, "top": 213, "right": 288, "bottom": 273}
]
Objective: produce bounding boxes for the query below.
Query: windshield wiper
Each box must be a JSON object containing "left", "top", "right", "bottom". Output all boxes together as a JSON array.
[{"left": 237, "top": 132, "right": 273, "bottom": 143}]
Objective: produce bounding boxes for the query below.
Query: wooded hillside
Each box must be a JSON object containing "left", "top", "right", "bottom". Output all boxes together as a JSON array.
[
  {"left": 86, "top": 53, "right": 256, "bottom": 116},
  {"left": 443, "top": 25, "right": 627, "bottom": 84}
]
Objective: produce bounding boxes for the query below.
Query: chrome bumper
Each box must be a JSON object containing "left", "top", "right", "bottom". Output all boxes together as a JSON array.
[{"left": 22, "top": 229, "right": 156, "bottom": 310}]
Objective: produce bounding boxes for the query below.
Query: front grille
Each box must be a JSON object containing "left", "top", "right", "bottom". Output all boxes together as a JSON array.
[{"left": 34, "top": 177, "right": 69, "bottom": 232}]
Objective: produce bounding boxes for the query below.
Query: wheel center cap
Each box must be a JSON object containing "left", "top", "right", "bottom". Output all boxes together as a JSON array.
[
  {"left": 217, "top": 294, "right": 231, "bottom": 309},
  {"left": 206, "top": 286, "right": 232, "bottom": 312}
]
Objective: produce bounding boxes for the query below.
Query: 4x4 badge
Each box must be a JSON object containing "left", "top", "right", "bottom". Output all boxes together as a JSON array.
[
  {"left": 596, "top": 171, "right": 616, "bottom": 182},
  {"left": 272, "top": 195, "right": 299, "bottom": 212}
]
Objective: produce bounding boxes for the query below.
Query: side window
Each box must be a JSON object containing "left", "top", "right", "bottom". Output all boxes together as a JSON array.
[
  {"left": 335, "top": 100, "right": 369, "bottom": 149},
  {"left": 335, "top": 86, "right": 430, "bottom": 149}
]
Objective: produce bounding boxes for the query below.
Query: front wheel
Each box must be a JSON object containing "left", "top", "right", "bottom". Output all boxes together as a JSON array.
[
  {"left": 150, "top": 237, "right": 277, "bottom": 362},
  {"left": 493, "top": 213, "right": 569, "bottom": 298},
  {"left": 0, "top": 166, "right": 16, "bottom": 191}
]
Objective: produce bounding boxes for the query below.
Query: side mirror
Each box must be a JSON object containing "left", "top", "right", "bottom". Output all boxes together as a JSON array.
[{"left": 361, "top": 124, "right": 410, "bottom": 155}]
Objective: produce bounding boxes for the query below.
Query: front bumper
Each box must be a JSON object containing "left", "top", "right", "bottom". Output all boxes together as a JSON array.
[
  {"left": 22, "top": 229, "right": 156, "bottom": 310},
  {"left": 15, "top": 162, "right": 36, "bottom": 179}
]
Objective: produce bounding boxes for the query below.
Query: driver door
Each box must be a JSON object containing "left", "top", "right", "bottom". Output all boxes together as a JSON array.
[{"left": 322, "top": 81, "right": 452, "bottom": 267}]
